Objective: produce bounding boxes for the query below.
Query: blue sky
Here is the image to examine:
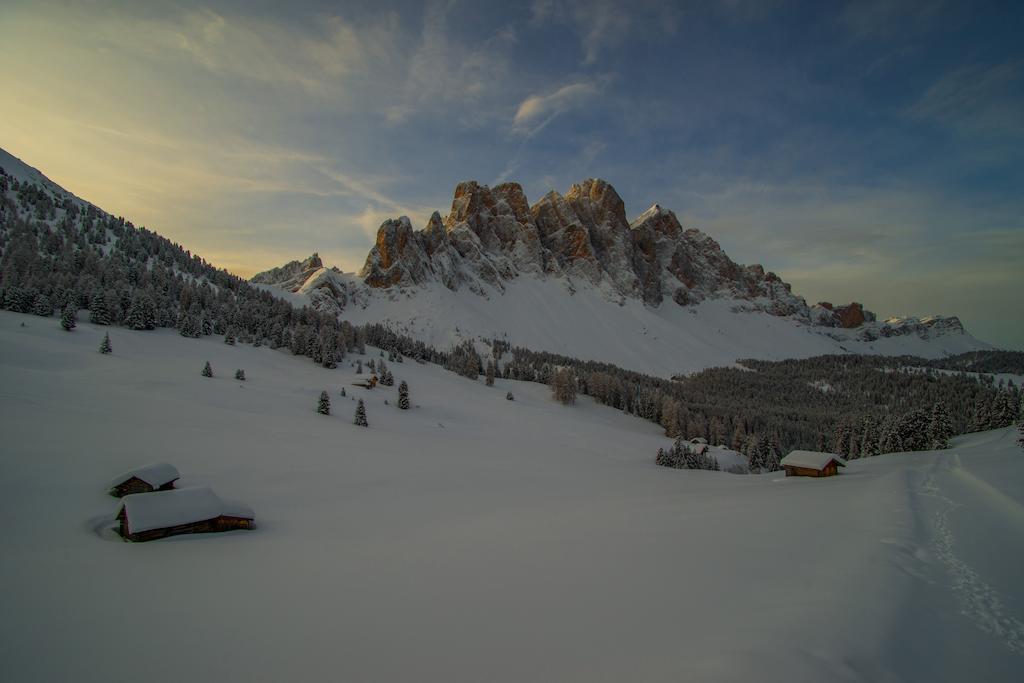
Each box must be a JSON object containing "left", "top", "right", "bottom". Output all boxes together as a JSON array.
[{"left": 1, "top": 0, "right": 1022, "bottom": 348}]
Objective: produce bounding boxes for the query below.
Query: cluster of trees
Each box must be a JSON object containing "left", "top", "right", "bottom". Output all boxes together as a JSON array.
[
  {"left": 498, "top": 345, "right": 1021, "bottom": 457},
  {"left": 656, "top": 439, "right": 721, "bottom": 471}
]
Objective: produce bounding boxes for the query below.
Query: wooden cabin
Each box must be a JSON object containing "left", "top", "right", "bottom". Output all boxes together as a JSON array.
[
  {"left": 116, "top": 486, "right": 255, "bottom": 542},
  {"left": 352, "top": 374, "right": 379, "bottom": 390},
  {"left": 109, "top": 463, "right": 180, "bottom": 497},
  {"left": 780, "top": 450, "right": 848, "bottom": 478}
]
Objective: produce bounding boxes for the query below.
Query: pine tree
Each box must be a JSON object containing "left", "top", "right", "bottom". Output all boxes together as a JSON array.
[
  {"left": 398, "top": 381, "right": 410, "bottom": 410},
  {"left": 89, "top": 291, "right": 111, "bottom": 325},
  {"left": 224, "top": 329, "right": 236, "bottom": 345},
  {"left": 380, "top": 368, "right": 394, "bottom": 386},
  {"left": 356, "top": 360, "right": 363, "bottom": 375},
  {"left": 32, "top": 293, "right": 52, "bottom": 317},
  {"left": 340, "top": 387, "right": 346, "bottom": 397},
  {"left": 506, "top": 391, "right": 514, "bottom": 401},
  {"left": 125, "top": 294, "right": 156, "bottom": 331},
  {"left": 1017, "top": 421, "right": 1024, "bottom": 450},
  {"left": 99, "top": 332, "right": 112, "bottom": 354},
  {"left": 317, "top": 390, "right": 330, "bottom": 415},
  {"left": 235, "top": 369, "right": 246, "bottom": 381},
  {"left": 485, "top": 360, "right": 496, "bottom": 387},
  {"left": 60, "top": 302, "right": 77, "bottom": 331},
  {"left": 928, "top": 402, "right": 953, "bottom": 450},
  {"left": 202, "top": 361, "right": 213, "bottom": 378},
  {"left": 354, "top": 399, "right": 368, "bottom": 426}
]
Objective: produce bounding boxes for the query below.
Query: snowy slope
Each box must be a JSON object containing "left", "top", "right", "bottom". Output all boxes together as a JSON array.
[
  {"left": 1, "top": 309, "right": 1022, "bottom": 682},
  {"left": 321, "top": 276, "right": 990, "bottom": 376}
]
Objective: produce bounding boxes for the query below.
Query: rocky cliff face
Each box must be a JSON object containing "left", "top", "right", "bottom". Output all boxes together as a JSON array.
[
  {"left": 251, "top": 253, "right": 327, "bottom": 292},
  {"left": 255, "top": 177, "right": 973, "bottom": 345},
  {"left": 358, "top": 178, "right": 816, "bottom": 318}
]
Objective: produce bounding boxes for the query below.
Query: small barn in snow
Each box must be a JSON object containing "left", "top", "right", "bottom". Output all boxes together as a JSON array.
[
  {"left": 116, "top": 487, "right": 255, "bottom": 542},
  {"left": 780, "top": 450, "right": 847, "bottom": 478},
  {"left": 109, "top": 463, "right": 180, "bottom": 497}
]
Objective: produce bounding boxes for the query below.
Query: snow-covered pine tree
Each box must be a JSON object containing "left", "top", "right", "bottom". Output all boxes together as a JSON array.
[
  {"left": 89, "top": 291, "right": 111, "bottom": 325},
  {"left": 340, "top": 387, "right": 347, "bottom": 397},
  {"left": 485, "top": 360, "right": 496, "bottom": 387},
  {"left": 317, "top": 390, "right": 331, "bottom": 415},
  {"left": 380, "top": 368, "right": 394, "bottom": 386},
  {"left": 224, "top": 328, "right": 236, "bottom": 345},
  {"left": 235, "top": 369, "right": 246, "bottom": 381},
  {"left": 322, "top": 347, "right": 337, "bottom": 369},
  {"left": 506, "top": 391, "right": 514, "bottom": 401},
  {"left": 356, "top": 360, "right": 363, "bottom": 375},
  {"left": 60, "top": 302, "right": 76, "bottom": 331},
  {"left": 398, "top": 381, "right": 410, "bottom": 410},
  {"left": 32, "top": 293, "right": 52, "bottom": 317},
  {"left": 354, "top": 399, "right": 368, "bottom": 426},
  {"left": 928, "top": 402, "right": 953, "bottom": 449},
  {"left": 1017, "top": 421, "right": 1024, "bottom": 450},
  {"left": 125, "top": 293, "right": 156, "bottom": 330},
  {"left": 99, "top": 332, "right": 112, "bottom": 354},
  {"left": 202, "top": 361, "right": 213, "bottom": 378},
  {"left": 747, "top": 435, "right": 762, "bottom": 473}
]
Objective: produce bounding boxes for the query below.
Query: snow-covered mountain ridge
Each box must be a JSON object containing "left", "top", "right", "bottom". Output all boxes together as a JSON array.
[{"left": 253, "top": 178, "right": 987, "bottom": 375}]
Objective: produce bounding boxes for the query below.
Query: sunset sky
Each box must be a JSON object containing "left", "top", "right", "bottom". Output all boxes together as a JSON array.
[{"left": 1, "top": 0, "right": 1022, "bottom": 348}]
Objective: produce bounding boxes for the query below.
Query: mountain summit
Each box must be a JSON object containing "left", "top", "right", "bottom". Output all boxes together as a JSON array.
[{"left": 252, "top": 177, "right": 981, "bottom": 375}]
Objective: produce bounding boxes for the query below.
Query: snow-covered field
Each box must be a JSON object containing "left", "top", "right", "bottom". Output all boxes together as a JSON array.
[{"left": 1, "top": 309, "right": 1021, "bottom": 682}]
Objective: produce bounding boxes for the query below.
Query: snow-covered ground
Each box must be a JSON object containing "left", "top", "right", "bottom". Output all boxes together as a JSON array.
[
  {"left": 270, "top": 274, "right": 990, "bottom": 377},
  {"left": 1, "top": 309, "right": 1021, "bottom": 682}
]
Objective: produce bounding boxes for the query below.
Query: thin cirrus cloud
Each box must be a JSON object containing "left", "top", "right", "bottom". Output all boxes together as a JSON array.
[{"left": 512, "top": 81, "right": 602, "bottom": 136}]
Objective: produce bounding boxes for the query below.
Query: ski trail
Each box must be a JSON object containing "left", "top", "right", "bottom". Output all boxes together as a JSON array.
[{"left": 919, "top": 453, "right": 1024, "bottom": 654}]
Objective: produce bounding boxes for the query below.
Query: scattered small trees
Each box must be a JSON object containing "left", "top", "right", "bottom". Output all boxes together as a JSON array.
[
  {"left": 318, "top": 390, "right": 330, "bottom": 415},
  {"left": 60, "top": 303, "right": 76, "bottom": 331},
  {"left": 99, "top": 332, "right": 112, "bottom": 354},
  {"left": 202, "top": 361, "right": 213, "bottom": 377},
  {"left": 657, "top": 438, "right": 720, "bottom": 471},
  {"left": 235, "top": 369, "right": 246, "bottom": 381},
  {"left": 354, "top": 399, "right": 368, "bottom": 426},
  {"left": 398, "top": 381, "right": 410, "bottom": 410}
]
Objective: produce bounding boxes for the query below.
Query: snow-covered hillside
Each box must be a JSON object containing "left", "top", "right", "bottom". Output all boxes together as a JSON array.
[
  {"left": 258, "top": 269, "right": 989, "bottom": 377},
  {"left": 1, "top": 309, "right": 1021, "bottom": 682}
]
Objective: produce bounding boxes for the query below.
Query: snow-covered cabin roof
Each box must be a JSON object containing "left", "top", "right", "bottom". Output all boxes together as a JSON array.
[
  {"left": 117, "top": 487, "right": 254, "bottom": 534},
  {"left": 109, "top": 462, "right": 180, "bottom": 489},
  {"left": 779, "top": 450, "right": 847, "bottom": 471}
]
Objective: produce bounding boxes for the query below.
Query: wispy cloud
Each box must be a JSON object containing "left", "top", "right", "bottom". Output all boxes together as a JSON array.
[
  {"left": 512, "top": 80, "right": 602, "bottom": 136},
  {"left": 907, "top": 62, "right": 1024, "bottom": 137},
  {"left": 530, "top": 0, "right": 632, "bottom": 64}
]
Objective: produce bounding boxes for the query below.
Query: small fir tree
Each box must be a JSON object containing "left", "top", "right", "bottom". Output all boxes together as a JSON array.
[
  {"left": 340, "top": 387, "right": 347, "bottom": 397},
  {"left": 928, "top": 402, "right": 953, "bottom": 449},
  {"left": 485, "top": 360, "right": 496, "bottom": 386},
  {"left": 354, "top": 399, "right": 368, "bottom": 426},
  {"left": 99, "top": 332, "right": 112, "bottom": 354},
  {"left": 398, "top": 381, "right": 410, "bottom": 410},
  {"left": 235, "top": 369, "right": 246, "bottom": 381},
  {"left": 32, "top": 293, "right": 52, "bottom": 317},
  {"left": 60, "top": 302, "right": 77, "bottom": 331},
  {"left": 202, "top": 361, "right": 213, "bottom": 377},
  {"left": 506, "top": 391, "right": 514, "bottom": 401},
  {"left": 224, "top": 329, "right": 236, "bottom": 345},
  {"left": 1018, "top": 421, "right": 1024, "bottom": 451},
  {"left": 318, "top": 390, "right": 331, "bottom": 415},
  {"left": 356, "top": 360, "right": 363, "bottom": 375}
]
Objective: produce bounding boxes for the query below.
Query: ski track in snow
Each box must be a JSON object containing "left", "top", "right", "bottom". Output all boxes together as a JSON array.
[{"left": 919, "top": 453, "right": 1024, "bottom": 654}]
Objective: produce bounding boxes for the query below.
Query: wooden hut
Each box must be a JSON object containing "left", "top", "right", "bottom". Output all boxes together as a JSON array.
[
  {"left": 116, "top": 487, "right": 255, "bottom": 542},
  {"left": 780, "top": 450, "right": 847, "bottom": 478},
  {"left": 108, "top": 463, "right": 180, "bottom": 497}
]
